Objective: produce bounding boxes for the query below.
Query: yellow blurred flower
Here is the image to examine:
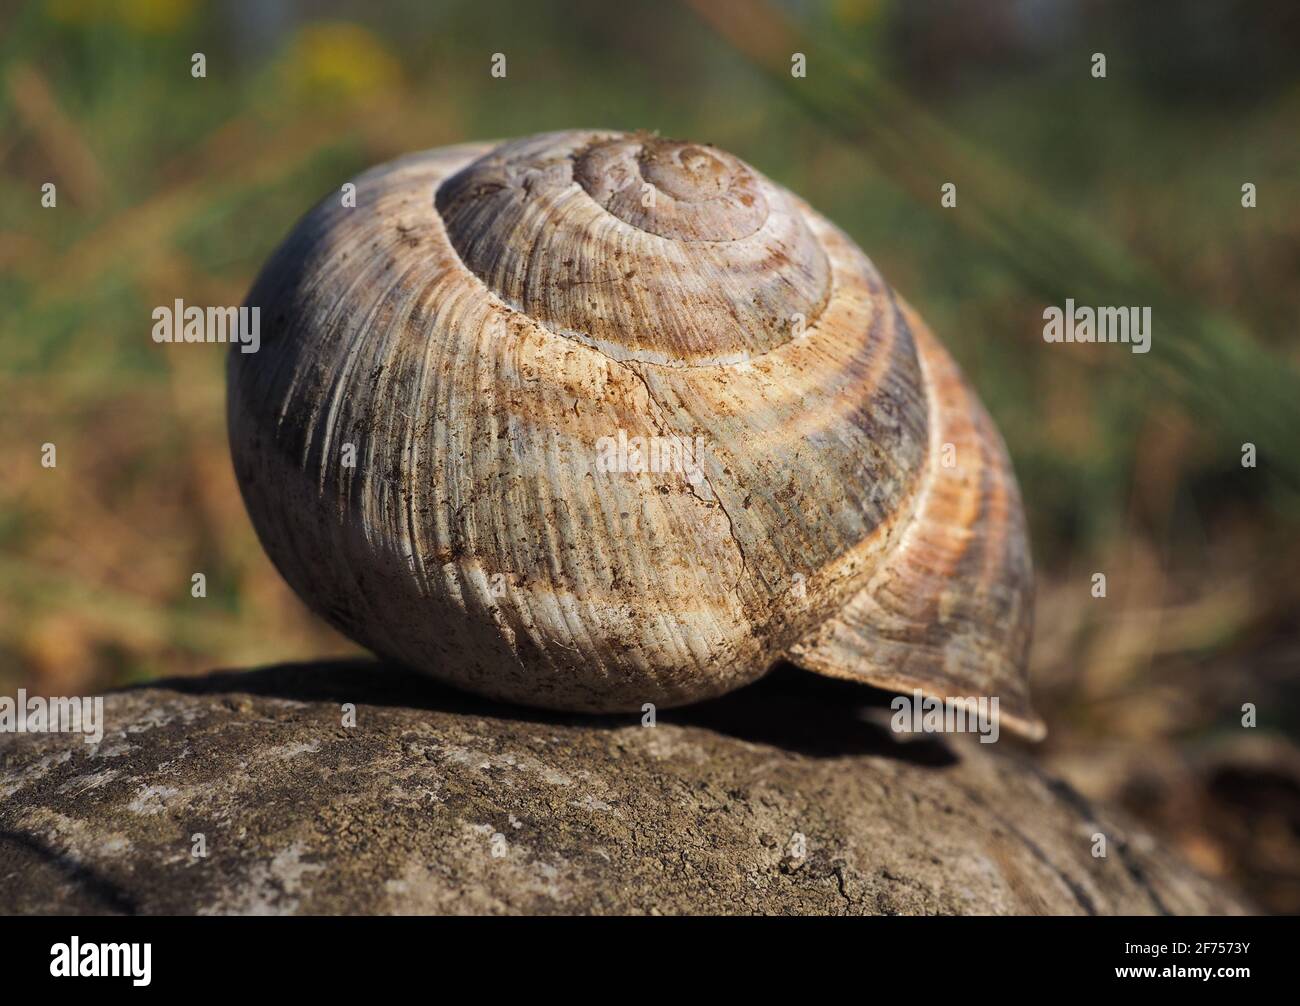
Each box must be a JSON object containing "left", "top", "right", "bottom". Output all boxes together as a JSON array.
[{"left": 278, "top": 22, "right": 402, "bottom": 102}]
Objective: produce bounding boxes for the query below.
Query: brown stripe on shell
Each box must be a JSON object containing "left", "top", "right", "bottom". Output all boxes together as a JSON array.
[
  {"left": 621, "top": 221, "right": 933, "bottom": 656},
  {"left": 787, "top": 303, "right": 1041, "bottom": 739}
]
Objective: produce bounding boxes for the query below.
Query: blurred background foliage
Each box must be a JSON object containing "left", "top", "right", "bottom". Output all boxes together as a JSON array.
[{"left": 1, "top": 0, "right": 1298, "bottom": 910}]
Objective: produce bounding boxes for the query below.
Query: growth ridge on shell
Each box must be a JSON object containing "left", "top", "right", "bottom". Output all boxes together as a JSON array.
[{"left": 434, "top": 130, "right": 832, "bottom": 367}]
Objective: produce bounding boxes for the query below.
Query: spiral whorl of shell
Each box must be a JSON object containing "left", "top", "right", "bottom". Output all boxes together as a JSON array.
[
  {"left": 228, "top": 130, "right": 1042, "bottom": 738},
  {"left": 434, "top": 132, "right": 830, "bottom": 366}
]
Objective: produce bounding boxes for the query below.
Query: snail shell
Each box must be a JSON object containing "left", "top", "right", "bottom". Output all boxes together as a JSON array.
[{"left": 228, "top": 130, "right": 1043, "bottom": 739}]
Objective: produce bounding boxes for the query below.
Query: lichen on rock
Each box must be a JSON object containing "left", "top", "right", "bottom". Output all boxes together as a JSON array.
[{"left": 0, "top": 662, "right": 1248, "bottom": 915}]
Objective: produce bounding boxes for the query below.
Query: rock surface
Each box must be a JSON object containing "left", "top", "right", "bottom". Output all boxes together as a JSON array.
[{"left": 0, "top": 661, "right": 1248, "bottom": 915}]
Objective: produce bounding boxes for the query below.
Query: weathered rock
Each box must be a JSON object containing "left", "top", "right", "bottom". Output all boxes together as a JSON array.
[{"left": 0, "top": 662, "right": 1249, "bottom": 915}]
